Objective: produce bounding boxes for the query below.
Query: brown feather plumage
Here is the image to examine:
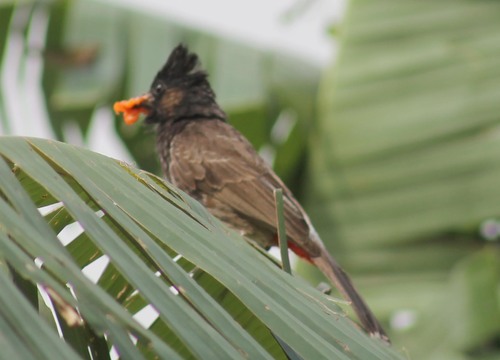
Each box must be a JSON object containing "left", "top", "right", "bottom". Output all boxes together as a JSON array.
[{"left": 165, "top": 119, "right": 316, "bottom": 252}]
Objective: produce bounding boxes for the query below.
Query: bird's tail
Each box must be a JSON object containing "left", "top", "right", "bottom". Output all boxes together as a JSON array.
[{"left": 312, "top": 249, "right": 390, "bottom": 343}]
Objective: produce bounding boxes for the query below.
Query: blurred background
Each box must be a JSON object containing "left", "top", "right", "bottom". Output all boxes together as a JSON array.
[{"left": 1, "top": 0, "right": 500, "bottom": 359}]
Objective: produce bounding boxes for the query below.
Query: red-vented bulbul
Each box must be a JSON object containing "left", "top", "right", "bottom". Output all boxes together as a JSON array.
[{"left": 114, "top": 44, "right": 388, "bottom": 341}]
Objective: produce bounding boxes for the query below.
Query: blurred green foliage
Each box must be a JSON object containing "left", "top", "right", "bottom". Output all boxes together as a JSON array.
[{"left": 303, "top": 1, "right": 500, "bottom": 359}]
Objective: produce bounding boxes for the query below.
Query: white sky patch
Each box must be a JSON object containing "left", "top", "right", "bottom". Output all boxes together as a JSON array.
[
  {"left": 258, "top": 109, "right": 298, "bottom": 166},
  {"left": 57, "top": 221, "right": 84, "bottom": 246},
  {"left": 38, "top": 202, "right": 64, "bottom": 216},
  {"left": 100, "top": 0, "right": 343, "bottom": 66},
  {"left": 390, "top": 309, "right": 418, "bottom": 331},
  {"left": 82, "top": 255, "right": 110, "bottom": 283},
  {"left": 87, "top": 106, "right": 135, "bottom": 162},
  {"left": 62, "top": 121, "right": 86, "bottom": 148},
  {"left": 22, "top": 4, "right": 54, "bottom": 139},
  {"left": 258, "top": 144, "right": 276, "bottom": 166},
  {"left": 271, "top": 109, "right": 297, "bottom": 144},
  {"left": 1, "top": 4, "right": 54, "bottom": 138},
  {"left": 133, "top": 304, "right": 160, "bottom": 329},
  {"left": 480, "top": 218, "right": 500, "bottom": 241},
  {"left": 1, "top": 7, "right": 28, "bottom": 135}
]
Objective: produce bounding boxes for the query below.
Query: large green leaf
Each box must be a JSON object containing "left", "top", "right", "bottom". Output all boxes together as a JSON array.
[
  {"left": 311, "top": 0, "right": 500, "bottom": 246},
  {"left": 0, "top": 136, "right": 402, "bottom": 359},
  {"left": 306, "top": 1, "right": 500, "bottom": 359}
]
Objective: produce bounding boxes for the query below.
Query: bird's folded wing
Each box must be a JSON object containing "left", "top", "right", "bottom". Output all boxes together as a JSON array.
[{"left": 169, "top": 119, "right": 312, "bottom": 247}]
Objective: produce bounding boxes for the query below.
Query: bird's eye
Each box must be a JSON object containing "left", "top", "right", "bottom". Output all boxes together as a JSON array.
[{"left": 153, "top": 83, "right": 164, "bottom": 96}]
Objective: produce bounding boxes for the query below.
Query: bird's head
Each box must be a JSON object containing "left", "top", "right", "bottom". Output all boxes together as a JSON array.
[{"left": 114, "top": 44, "right": 225, "bottom": 126}]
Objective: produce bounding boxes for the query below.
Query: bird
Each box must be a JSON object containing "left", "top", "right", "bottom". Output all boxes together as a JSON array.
[{"left": 114, "top": 44, "right": 389, "bottom": 342}]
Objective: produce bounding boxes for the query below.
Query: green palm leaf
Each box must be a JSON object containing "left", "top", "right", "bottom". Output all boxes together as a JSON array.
[{"left": 0, "top": 137, "right": 402, "bottom": 359}]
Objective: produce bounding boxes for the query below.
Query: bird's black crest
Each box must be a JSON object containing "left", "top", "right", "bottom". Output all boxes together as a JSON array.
[
  {"left": 156, "top": 44, "right": 207, "bottom": 84},
  {"left": 145, "top": 44, "right": 225, "bottom": 124}
]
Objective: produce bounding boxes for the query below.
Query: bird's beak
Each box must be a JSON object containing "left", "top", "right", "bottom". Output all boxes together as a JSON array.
[{"left": 113, "top": 93, "right": 153, "bottom": 125}]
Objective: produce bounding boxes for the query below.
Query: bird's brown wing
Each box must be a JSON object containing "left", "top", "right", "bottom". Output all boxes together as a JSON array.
[{"left": 168, "top": 119, "right": 322, "bottom": 256}]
